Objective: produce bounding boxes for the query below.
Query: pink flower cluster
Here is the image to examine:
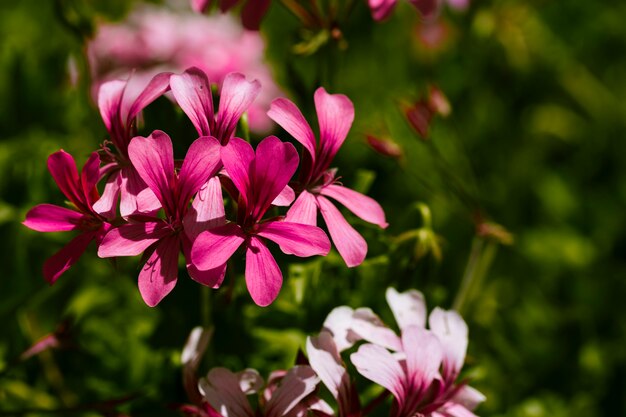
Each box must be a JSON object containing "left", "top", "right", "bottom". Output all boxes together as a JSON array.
[
  {"left": 87, "top": 5, "right": 282, "bottom": 133},
  {"left": 23, "top": 68, "right": 387, "bottom": 307},
  {"left": 180, "top": 288, "right": 484, "bottom": 417},
  {"left": 369, "top": 0, "right": 469, "bottom": 21}
]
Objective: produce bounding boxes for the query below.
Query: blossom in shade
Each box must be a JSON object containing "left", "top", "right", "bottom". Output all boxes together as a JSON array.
[
  {"left": 95, "top": 72, "right": 171, "bottom": 217},
  {"left": 348, "top": 288, "right": 485, "bottom": 417},
  {"left": 369, "top": 0, "right": 441, "bottom": 22},
  {"left": 98, "top": 130, "right": 224, "bottom": 306},
  {"left": 191, "top": 0, "right": 272, "bottom": 31},
  {"left": 170, "top": 68, "right": 261, "bottom": 146},
  {"left": 23, "top": 151, "right": 112, "bottom": 283},
  {"left": 267, "top": 88, "right": 387, "bottom": 268},
  {"left": 191, "top": 136, "right": 331, "bottom": 306}
]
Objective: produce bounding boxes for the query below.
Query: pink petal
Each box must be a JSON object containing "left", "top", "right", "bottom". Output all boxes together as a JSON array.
[
  {"left": 350, "top": 344, "right": 406, "bottom": 404},
  {"left": 98, "top": 221, "right": 172, "bottom": 257},
  {"left": 178, "top": 136, "right": 221, "bottom": 207},
  {"left": 191, "top": 0, "right": 212, "bottom": 13},
  {"left": 183, "top": 177, "right": 226, "bottom": 241},
  {"left": 191, "top": 223, "right": 246, "bottom": 270},
  {"left": 120, "top": 166, "right": 161, "bottom": 217},
  {"left": 320, "top": 184, "right": 387, "bottom": 228},
  {"left": 237, "top": 369, "right": 264, "bottom": 394},
  {"left": 267, "top": 97, "right": 316, "bottom": 160},
  {"left": 241, "top": 0, "right": 271, "bottom": 30},
  {"left": 285, "top": 191, "right": 318, "bottom": 226},
  {"left": 214, "top": 72, "right": 261, "bottom": 143},
  {"left": 138, "top": 235, "right": 179, "bottom": 307},
  {"left": 97, "top": 79, "right": 125, "bottom": 133},
  {"left": 126, "top": 71, "right": 172, "bottom": 123},
  {"left": 256, "top": 220, "right": 330, "bottom": 257},
  {"left": 351, "top": 307, "right": 403, "bottom": 351},
  {"left": 250, "top": 136, "right": 299, "bottom": 220},
  {"left": 306, "top": 333, "right": 347, "bottom": 401},
  {"left": 182, "top": 326, "right": 213, "bottom": 405},
  {"left": 408, "top": 0, "right": 441, "bottom": 18},
  {"left": 322, "top": 306, "right": 357, "bottom": 352},
  {"left": 24, "top": 204, "right": 85, "bottom": 232},
  {"left": 245, "top": 236, "right": 282, "bottom": 307},
  {"left": 181, "top": 235, "right": 227, "bottom": 289},
  {"left": 368, "top": 0, "right": 398, "bottom": 20},
  {"left": 218, "top": 0, "right": 239, "bottom": 11},
  {"left": 80, "top": 152, "right": 101, "bottom": 206},
  {"left": 93, "top": 170, "right": 122, "bottom": 219},
  {"left": 170, "top": 68, "right": 215, "bottom": 136},
  {"left": 314, "top": 88, "right": 354, "bottom": 174},
  {"left": 451, "top": 385, "right": 486, "bottom": 411},
  {"left": 265, "top": 366, "right": 319, "bottom": 417},
  {"left": 402, "top": 325, "right": 443, "bottom": 389},
  {"left": 271, "top": 185, "right": 295, "bottom": 207},
  {"left": 438, "top": 402, "right": 479, "bottom": 417},
  {"left": 386, "top": 287, "right": 427, "bottom": 331},
  {"left": 43, "top": 231, "right": 96, "bottom": 284},
  {"left": 128, "top": 131, "right": 176, "bottom": 215},
  {"left": 221, "top": 137, "right": 255, "bottom": 206},
  {"left": 428, "top": 307, "right": 468, "bottom": 380},
  {"left": 47, "top": 150, "right": 83, "bottom": 210},
  {"left": 200, "top": 367, "right": 255, "bottom": 417},
  {"left": 317, "top": 196, "right": 367, "bottom": 267}
]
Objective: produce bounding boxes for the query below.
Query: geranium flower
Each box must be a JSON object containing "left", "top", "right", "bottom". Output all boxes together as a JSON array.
[
  {"left": 267, "top": 88, "right": 387, "bottom": 267},
  {"left": 98, "top": 130, "right": 223, "bottom": 306},
  {"left": 191, "top": 136, "right": 330, "bottom": 306},
  {"left": 23, "top": 151, "right": 112, "bottom": 283}
]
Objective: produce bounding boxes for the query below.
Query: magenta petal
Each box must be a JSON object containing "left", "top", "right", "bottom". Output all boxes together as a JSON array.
[
  {"left": 183, "top": 177, "right": 226, "bottom": 241},
  {"left": 271, "top": 185, "right": 295, "bottom": 207},
  {"left": 170, "top": 68, "right": 214, "bottom": 136},
  {"left": 181, "top": 235, "right": 226, "bottom": 288},
  {"left": 98, "top": 221, "right": 171, "bottom": 257},
  {"left": 317, "top": 196, "right": 367, "bottom": 267},
  {"left": 285, "top": 191, "right": 318, "bottom": 226},
  {"left": 80, "top": 152, "right": 101, "bottom": 205},
  {"left": 47, "top": 151, "right": 83, "bottom": 209},
  {"left": 221, "top": 137, "right": 255, "bottom": 205},
  {"left": 402, "top": 325, "right": 443, "bottom": 388},
  {"left": 320, "top": 184, "right": 387, "bottom": 228},
  {"left": 178, "top": 136, "right": 221, "bottom": 206},
  {"left": 97, "top": 80, "right": 125, "bottom": 132},
  {"left": 126, "top": 71, "right": 172, "bottom": 123},
  {"left": 428, "top": 307, "right": 468, "bottom": 379},
  {"left": 191, "top": 223, "right": 246, "bottom": 270},
  {"left": 138, "top": 236, "right": 179, "bottom": 307},
  {"left": 256, "top": 220, "right": 330, "bottom": 257},
  {"left": 190, "top": 0, "right": 212, "bottom": 12},
  {"left": 24, "top": 204, "right": 85, "bottom": 232},
  {"left": 408, "top": 0, "right": 441, "bottom": 18},
  {"left": 267, "top": 97, "right": 316, "bottom": 160},
  {"left": 264, "top": 366, "right": 319, "bottom": 417},
  {"left": 369, "top": 0, "right": 398, "bottom": 20},
  {"left": 120, "top": 166, "right": 161, "bottom": 217},
  {"left": 128, "top": 131, "right": 176, "bottom": 214},
  {"left": 386, "top": 287, "right": 427, "bottom": 330},
  {"left": 245, "top": 236, "right": 282, "bottom": 307},
  {"left": 43, "top": 232, "right": 96, "bottom": 284},
  {"left": 350, "top": 343, "right": 406, "bottom": 405},
  {"left": 215, "top": 72, "right": 261, "bottom": 142},
  {"left": 93, "top": 171, "right": 122, "bottom": 219},
  {"left": 241, "top": 0, "right": 271, "bottom": 30},
  {"left": 314, "top": 87, "right": 355, "bottom": 172}
]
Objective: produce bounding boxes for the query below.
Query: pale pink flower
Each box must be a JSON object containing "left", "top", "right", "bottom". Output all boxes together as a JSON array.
[
  {"left": 98, "top": 131, "right": 224, "bottom": 306},
  {"left": 23, "top": 151, "right": 112, "bottom": 283},
  {"left": 191, "top": 136, "right": 331, "bottom": 306},
  {"left": 268, "top": 88, "right": 387, "bottom": 267}
]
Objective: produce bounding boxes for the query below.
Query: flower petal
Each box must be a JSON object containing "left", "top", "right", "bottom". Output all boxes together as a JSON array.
[
  {"left": 265, "top": 366, "right": 319, "bottom": 417},
  {"left": 256, "top": 220, "right": 330, "bottom": 257},
  {"left": 43, "top": 231, "right": 96, "bottom": 284},
  {"left": 241, "top": 0, "right": 271, "bottom": 31},
  {"left": 97, "top": 79, "right": 125, "bottom": 133},
  {"left": 401, "top": 325, "right": 443, "bottom": 389},
  {"left": 245, "top": 236, "right": 282, "bottom": 307},
  {"left": 368, "top": 0, "right": 398, "bottom": 20},
  {"left": 306, "top": 333, "right": 347, "bottom": 402},
  {"left": 285, "top": 191, "right": 318, "bottom": 226},
  {"left": 386, "top": 287, "right": 427, "bottom": 331},
  {"left": 317, "top": 196, "right": 367, "bottom": 267},
  {"left": 93, "top": 170, "right": 122, "bottom": 219},
  {"left": 271, "top": 185, "right": 295, "bottom": 207},
  {"left": 451, "top": 385, "right": 486, "bottom": 411},
  {"left": 322, "top": 306, "right": 357, "bottom": 352},
  {"left": 314, "top": 87, "right": 354, "bottom": 174},
  {"left": 221, "top": 137, "right": 255, "bottom": 206},
  {"left": 98, "top": 221, "right": 171, "bottom": 257},
  {"left": 138, "top": 235, "right": 179, "bottom": 307},
  {"left": 191, "top": 223, "right": 246, "bottom": 270},
  {"left": 80, "top": 152, "right": 101, "bottom": 206},
  {"left": 24, "top": 204, "right": 85, "bottom": 232},
  {"left": 182, "top": 326, "right": 213, "bottom": 405},
  {"left": 178, "top": 136, "right": 221, "bottom": 207},
  {"left": 200, "top": 367, "right": 255, "bottom": 417},
  {"left": 170, "top": 67, "right": 215, "bottom": 136},
  {"left": 428, "top": 307, "right": 468, "bottom": 380},
  {"left": 320, "top": 184, "right": 387, "bottom": 228},
  {"left": 408, "top": 0, "right": 441, "bottom": 19},
  {"left": 126, "top": 71, "right": 172, "bottom": 123},
  {"left": 351, "top": 343, "right": 406, "bottom": 405},
  {"left": 351, "top": 307, "right": 403, "bottom": 351},
  {"left": 120, "top": 166, "right": 161, "bottom": 217},
  {"left": 47, "top": 150, "right": 84, "bottom": 211},
  {"left": 181, "top": 234, "right": 227, "bottom": 289},
  {"left": 183, "top": 176, "right": 226, "bottom": 241},
  {"left": 267, "top": 97, "right": 316, "bottom": 160},
  {"left": 215, "top": 72, "right": 261, "bottom": 143}
]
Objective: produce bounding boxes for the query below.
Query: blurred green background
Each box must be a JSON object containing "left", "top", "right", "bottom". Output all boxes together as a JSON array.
[{"left": 1, "top": 0, "right": 625, "bottom": 415}]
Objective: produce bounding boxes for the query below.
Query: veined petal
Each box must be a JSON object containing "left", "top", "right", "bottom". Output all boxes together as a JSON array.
[
  {"left": 182, "top": 326, "right": 213, "bottom": 405},
  {"left": 306, "top": 333, "right": 347, "bottom": 401},
  {"left": 386, "top": 287, "right": 427, "bottom": 331},
  {"left": 267, "top": 97, "right": 316, "bottom": 160},
  {"left": 183, "top": 176, "right": 226, "bottom": 241},
  {"left": 314, "top": 88, "right": 354, "bottom": 174},
  {"left": 351, "top": 307, "right": 403, "bottom": 351},
  {"left": 245, "top": 236, "right": 282, "bottom": 307},
  {"left": 437, "top": 402, "right": 479, "bottom": 417},
  {"left": 43, "top": 231, "right": 96, "bottom": 284},
  {"left": 93, "top": 170, "right": 122, "bottom": 220},
  {"left": 128, "top": 131, "right": 176, "bottom": 214},
  {"left": 369, "top": 0, "right": 398, "bottom": 20},
  {"left": 320, "top": 184, "right": 387, "bottom": 228},
  {"left": 98, "top": 221, "right": 171, "bottom": 257},
  {"left": 81, "top": 152, "right": 101, "bottom": 207},
  {"left": 170, "top": 68, "right": 215, "bottom": 136},
  {"left": 271, "top": 184, "right": 295, "bottom": 207},
  {"left": 181, "top": 235, "right": 227, "bottom": 289},
  {"left": 428, "top": 307, "right": 468, "bottom": 379},
  {"left": 402, "top": 325, "right": 443, "bottom": 389},
  {"left": 351, "top": 344, "right": 406, "bottom": 405},
  {"left": 178, "top": 136, "right": 221, "bottom": 207},
  {"left": 191, "top": 223, "right": 246, "bottom": 270},
  {"left": 241, "top": 0, "right": 271, "bottom": 30},
  {"left": 97, "top": 79, "right": 125, "bottom": 133},
  {"left": 138, "top": 235, "right": 179, "bottom": 307},
  {"left": 24, "top": 204, "right": 85, "bottom": 232},
  {"left": 200, "top": 367, "right": 255, "bottom": 417},
  {"left": 317, "top": 196, "right": 367, "bottom": 267},
  {"left": 451, "top": 385, "right": 486, "bottom": 411},
  {"left": 322, "top": 306, "right": 357, "bottom": 352},
  {"left": 47, "top": 150, "right": 83, "bottom": 210},
  {"left": 256, "top": 220, "right": 330, "bottom": 257},
  {"left": 265, "top": 366, "right": 319, "bottom": 417},
  {"left": 215, "top": 72, "right": 261, "bottom": 143},
  {"left": 285, "top": 191, "right": 318, "bottom": 226},
  {"left": 126, "top": 71, "right": 172, "bottom": 123},
  {"left": 221, "top": 138, "right": 254, "bottom": 206},
  {"left": 120, "top": 166, "right": 161, "bottom": 217},
  {"left": 250, "top": 136, "right": 299, "bottom": 220}
]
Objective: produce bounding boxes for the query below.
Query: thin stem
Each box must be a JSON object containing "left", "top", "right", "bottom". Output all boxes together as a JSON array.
[
  {"left": 452, "top": 237, "right": 484, "bottom": 313},
  {"left": 278, "top": 0, "right": 318, "bottom": 27}
]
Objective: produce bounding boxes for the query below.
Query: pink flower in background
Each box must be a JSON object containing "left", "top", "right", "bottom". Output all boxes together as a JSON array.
[
  {"left": 95, "top": 72, "right": 171, "bottom": 217},
  {"left": 170, "top": 68, "right": 261, "bottom": 145},
  {"left": 369, "top": 0, "right": 441, "bottom": 21},
  {"left": 23, "top": 151, "right": 112, "bottom": 283},
  {"left": 191, "top": 0, "right": 272, "bottom": 31},
  {"left": 98, "top": 131, "right": 223, "bottom": 306},
  {"left": 87, "top": 5, "right": 282, "bottom": 133},
  {"left": 191, "top": 136, "right": 330, "bottom": 306},
  {"left": 268, "top": 88, "right": 387, "bottom": 268}
]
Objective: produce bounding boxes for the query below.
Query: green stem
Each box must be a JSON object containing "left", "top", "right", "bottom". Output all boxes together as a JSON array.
[{"left": 453, "top": 237, "right": 484, "bottom": 313}]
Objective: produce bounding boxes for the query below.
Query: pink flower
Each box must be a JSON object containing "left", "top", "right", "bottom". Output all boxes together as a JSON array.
[
  {"left": 369, "top": 0, "right": 441, "bottom": 21},
  {"left": 23, "top": 151, "right": 112, "bottom": 283},
  {"left": 268, "top": 88, "right": 387, "bottom": 267},
  {"left": 191, "top": 0, "right": 272, "bottom": 31},
  {"left": 94, "top": 72, "right": 171, "bottom": 217},
  {"left": 170, "top": 68, "right": 261, "bottom": 146},
  {"left": 97, "top": 131, "right": 223, "bottom": 306},
  {"left": 191, "top": 136, "right": 331, "bottom": 306}
]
